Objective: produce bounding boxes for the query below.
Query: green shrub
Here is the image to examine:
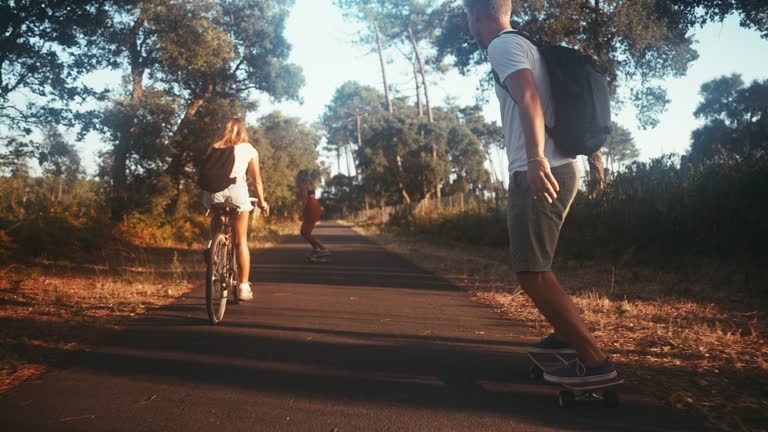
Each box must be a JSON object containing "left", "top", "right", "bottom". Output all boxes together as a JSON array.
[
  {"left": 8, "top": 213, "right": 111, "bottom": 259},
  {"left": 394, "top": 154, "right": 768, "bottom": 263},
  {"left": 115, "top": 212, "right": 208, "bottom": 247},
  {"left": 563, "top": 154, "right": 768, "bottom": 260}
]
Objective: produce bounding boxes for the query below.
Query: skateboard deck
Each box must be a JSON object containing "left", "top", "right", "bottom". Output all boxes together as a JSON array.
[
  {"left": 557, "top": 376, "right": 624, "bottom": 408},
  {"left": 562, "top": 376, "right": 624, "bottom": 391},
  {"left": 305, "top": 255, "right": 330, "bottom": 263}
]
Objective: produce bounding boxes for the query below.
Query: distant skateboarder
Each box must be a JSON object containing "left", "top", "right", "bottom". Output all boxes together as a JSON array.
[{"left": 295, "top": 170, "right": 330, "bottom": 260}]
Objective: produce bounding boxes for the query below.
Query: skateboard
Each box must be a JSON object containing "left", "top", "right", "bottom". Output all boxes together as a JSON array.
[
  {"left": 528, "top": 351, "right": 622, "bottom": 407},
  {"left": 557, "top": 376, "right": 624, "bottom": 408},
  {"left": 304, "top": 252, "right": 331, "bottom": 263},
  {"left": 527, "top": 351, "right": 578, "bottom": 382}
]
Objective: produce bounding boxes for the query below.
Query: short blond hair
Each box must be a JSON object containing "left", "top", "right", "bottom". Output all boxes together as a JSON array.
[{"left": 463, "top": 0, "right": 512, "bottom": 21}]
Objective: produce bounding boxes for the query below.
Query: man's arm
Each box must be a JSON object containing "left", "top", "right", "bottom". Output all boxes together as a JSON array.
[{"left": 503, "top": 69, "right": 560, "bottom": 203}]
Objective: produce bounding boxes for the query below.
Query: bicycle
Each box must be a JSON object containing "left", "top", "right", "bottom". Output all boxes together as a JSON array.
[{"left": 204, "top": 198, "right": 265, "bottom": 325}]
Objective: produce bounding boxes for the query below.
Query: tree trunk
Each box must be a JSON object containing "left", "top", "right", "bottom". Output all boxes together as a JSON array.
[
  {"left": 408, "top": 26, "right": 432, "bottom": 123},
  {"left": 588, "top": 149, "right": 606, "bottom": 197},
  {"left": 408, "top": 26, "right": 440, "bottom": 204},
  {"left": 164, "top": 86, "right": 214, "bottom": 215},
  {"left": 57, "top": 176, "right": 63, "bottom": 201},
  {"left": 585, "top": 0, "right": 606, "bottom": 195},
  {"left": 412, "top": 56, "right": 423, "bottom": 117},
  {"left": 395, "top": 154, "right": 411, "bottom": 205},
  {"left": 374, "top": 23, "right": 393, "bottom": 114},
  {"left": 353, "top": 111, "right": 363, "bottom": 177},
  {"left": 110, "top": 8, "right": 146, "bottom": 221},
  {"left": 345, "top": 146, "right": 353, "bottom": 177}
]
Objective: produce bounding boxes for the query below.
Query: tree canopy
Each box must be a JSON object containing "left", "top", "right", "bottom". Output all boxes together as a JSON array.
[{"left": 689, "top": 74, "right": 768, "bottom": 162}]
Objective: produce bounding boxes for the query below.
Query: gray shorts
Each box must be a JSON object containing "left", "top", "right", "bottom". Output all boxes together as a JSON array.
[{"left": 507, "top": 161, "right": 578, "bottom": 273}]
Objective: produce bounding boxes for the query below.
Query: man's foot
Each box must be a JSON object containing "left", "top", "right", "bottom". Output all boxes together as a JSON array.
[
  {"left": 238, "top": 282, "right": 253, "bottom": 301},
  {"left": 313, "top": 248, "right": 331, "bottom": 257},
  {"left": 543, "top": 358, "right": 618, "bottom": 384},
  {"left": 526, "top": 333, "right": 577, "bottom": 354}
]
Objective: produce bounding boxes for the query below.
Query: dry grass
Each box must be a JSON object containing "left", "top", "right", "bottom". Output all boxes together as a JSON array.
[
  {"left": 0, "top": 221, "right": 296, "bottom": 394},
  {"left": 0, "top": 246, "right": 201, "bottom": 393},
  {"left": 353, "top": 225, "right": 768, "bottom": 432}
]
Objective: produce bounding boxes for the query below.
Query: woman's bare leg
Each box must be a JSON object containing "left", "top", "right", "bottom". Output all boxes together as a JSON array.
[
  {"left": 301, "top": 221, "right": 325, "bottom": 250},
  {"left": 233, "top": 212, "right": 251, "bottom": 284}
]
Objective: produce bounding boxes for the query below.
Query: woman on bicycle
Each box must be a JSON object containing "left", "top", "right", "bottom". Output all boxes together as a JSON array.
[
  {"left": 202, "top": 117, "right": 268, "bottom": 301},
  {"left": 295, "top": 169, "right": 329, "bottom": 258}
]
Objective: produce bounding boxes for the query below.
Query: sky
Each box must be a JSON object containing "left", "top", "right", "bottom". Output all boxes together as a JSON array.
[{"left": 71, "top": 0, "right": 767, "bottom": 179}]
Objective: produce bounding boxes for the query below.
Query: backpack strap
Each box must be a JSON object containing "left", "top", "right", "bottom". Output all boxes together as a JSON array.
[
  {"left": 490, "top": 30, "right": 541, "bottom": 95},
  {"left": 490, "top": 30, "right": 555, "bottom": 139}
]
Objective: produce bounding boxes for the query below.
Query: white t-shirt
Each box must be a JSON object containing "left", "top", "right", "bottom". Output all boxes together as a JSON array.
[
  {"left": 487, "top": 31, "right": 574, "bottom": 173},
  {"left": 227, "top": 142, "right": 258, "bottom": 184}
]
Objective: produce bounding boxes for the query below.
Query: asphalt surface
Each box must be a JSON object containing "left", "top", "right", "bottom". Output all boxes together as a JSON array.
[{"left": 0, "top": 222, "right": 707, "bottom": 431}]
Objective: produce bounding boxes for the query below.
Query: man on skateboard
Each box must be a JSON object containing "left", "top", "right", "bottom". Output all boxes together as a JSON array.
[{"left": 464, "top": 0, "right": 618, "bottom": 384}]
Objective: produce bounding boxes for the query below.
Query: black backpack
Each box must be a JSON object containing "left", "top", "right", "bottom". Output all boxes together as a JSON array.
[
  {"left": 197, "top": 146, "right": 236, "bottom": 193},
  {"left": 492, "top": 30, "right": 612, "bottom": 157}
]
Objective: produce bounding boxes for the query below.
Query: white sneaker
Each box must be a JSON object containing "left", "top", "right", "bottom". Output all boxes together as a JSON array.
[{"left": 238, "top": 283, "right": 253, "bottom": 301}]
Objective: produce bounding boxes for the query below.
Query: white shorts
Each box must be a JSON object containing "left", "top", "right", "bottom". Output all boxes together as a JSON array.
[{"left": 202, "top": 182, "right": 253, "bottom": 212}]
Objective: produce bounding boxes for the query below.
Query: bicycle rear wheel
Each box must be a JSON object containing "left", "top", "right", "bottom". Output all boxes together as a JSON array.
[
  {"left": 206, "top": 233, "right": 229, "bottom": 324},
  {"left": 231, "top": 244, "right": 240, "bottom": 304}
]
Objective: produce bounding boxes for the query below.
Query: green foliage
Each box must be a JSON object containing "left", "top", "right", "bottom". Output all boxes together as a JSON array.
[
  {"left": 392, "top": 210, "right": 509, "bottom": 248},
  {"left": 101, "top": 0, "right": 305, "bottom": 219},
  {"left": 0, "top": 173, "right": 101, "bottom": 221},
  {"left": 670, "top": 0, "right": 768, "bottom": 39},
  {"left": 321, "top": 81, "right": 386, "bottom": 174},
  {"left": 354, "top": 102, "right": 493, "bottom": 206},
  {"left": 38, "top": 127, "right": 82, "bottom": 180},
  {"left": 115, "top": 212, "right": 208, "bottom": 247},
  {"left": 393, "top": 154, "right": 768, "bottom": 265},
  {"left": 320, "top": 174, "right": 365, "bottom": 217},
  {"left": 251, "top": 112, "right": 321, "bottom": 218},
  {"left": 689, "top": 75, "right": 768, "bottom": 162},
  {"left": 6, "top": 212, "right": 111, "bottom": 260},
  {"left": 564, "top": 154, "right": 768, "bottom": 260},
  {"left": 603, "top": 122, "right": 640, "bottom": 173},
  {"left": 101, "top": 86, "right": 178, "bottom": 214},
  {"left": 433, "top": 0, "right": 703, "bottom": 128},
  {"left": 0, "top": 0, "right": 110, "bottom": 132}
]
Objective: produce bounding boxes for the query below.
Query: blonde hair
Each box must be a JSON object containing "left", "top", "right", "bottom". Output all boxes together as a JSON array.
[
  {"left": 210, "top": 117, "right": 249, "bottom": 151},
  {"left": 295, "top": 169, "right": 312, "bottom": 186}
]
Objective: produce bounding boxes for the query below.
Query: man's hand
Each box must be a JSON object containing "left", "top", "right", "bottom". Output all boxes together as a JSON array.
[{"left": 527, "top": 158, "right": 559, "bottom": 204}]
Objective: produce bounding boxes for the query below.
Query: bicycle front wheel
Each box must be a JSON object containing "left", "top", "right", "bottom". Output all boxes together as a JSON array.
[{"left": 206, "top": 233, "right": 229, "bottom": 325}]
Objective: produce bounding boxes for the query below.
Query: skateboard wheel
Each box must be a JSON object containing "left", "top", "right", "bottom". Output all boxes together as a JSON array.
[
  {"left": 558, "top": 390, "right": 575, "bottom": 408},
  {"left": 603, "top": 390, "right": 619, "bottom": 408},
  {"left": 528, "top": 364, "right": 544, "bottom": 382}
]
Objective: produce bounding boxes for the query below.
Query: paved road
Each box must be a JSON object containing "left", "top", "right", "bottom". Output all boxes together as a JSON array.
[{"left": 1, "top": 222, "right": 706, "bottom": 431}]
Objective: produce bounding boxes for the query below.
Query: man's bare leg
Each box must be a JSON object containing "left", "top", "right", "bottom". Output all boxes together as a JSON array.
[{"left": 517, "top": 271, "right": 607, "bottom": 366}]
